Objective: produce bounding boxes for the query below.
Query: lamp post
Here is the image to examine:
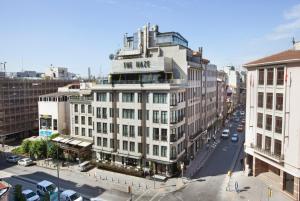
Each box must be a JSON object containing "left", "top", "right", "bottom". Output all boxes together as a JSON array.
[
  {"left": 56, "top": 143, "right": 60, "bottom": 201},
  {"left": 181, "top": 163, "right": 184, "bottom": 182}
]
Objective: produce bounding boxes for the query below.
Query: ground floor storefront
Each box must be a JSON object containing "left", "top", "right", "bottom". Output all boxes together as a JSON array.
[
  {"left": 95, "top": 151, "right": 180, "bottom": 177},
  {"left": 246, "top": 154, "right": 300, "bottom": 200}
]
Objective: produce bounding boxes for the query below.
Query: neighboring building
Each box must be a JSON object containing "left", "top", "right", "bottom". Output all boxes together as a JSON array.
[
  {"left": 244, "top": 41, "right": 300, "bottom": 200},
  {"left": 239, "top": 71, "right": 247, "bottom": 105},
  {"left": 224, "top": 65, "right": 241, "bottom": 113},
  {"left": 217, "top": 70, "right": 228, "bottom": 124},
  {"left": 38, "top": 83, "right": 80, "bottom": 137},
  {"left": 44, "top": 66, "right": 75, "bottom": 80},
  {"left": 0, "top": 77, "right": 74, "bottom": 142}
]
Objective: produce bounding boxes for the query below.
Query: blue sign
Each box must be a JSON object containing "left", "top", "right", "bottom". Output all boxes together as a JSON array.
[{"left": 39, "top": 130, "right": 53, "bottom": 137}]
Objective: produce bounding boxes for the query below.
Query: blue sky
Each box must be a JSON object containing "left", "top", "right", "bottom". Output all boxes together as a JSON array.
[{"left": 1, "top": 0, "right": 300, "bottom": 77}]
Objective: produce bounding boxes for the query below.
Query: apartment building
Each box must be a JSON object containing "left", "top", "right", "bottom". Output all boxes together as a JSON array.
[
  {"left": 0, "top": 77, "right": 73, "bottom": 143},
  {"left": 224, "top": 65, "right": 241, "bottom": 113},
  {"left": 66, "top": 24, "right": 218, "bottom": 176},
  {"left": 217, "top": 70, "right": 228, "bottom": 122},
  {"left": 244, "top": 41, "right": 300, "bottom": 200}
]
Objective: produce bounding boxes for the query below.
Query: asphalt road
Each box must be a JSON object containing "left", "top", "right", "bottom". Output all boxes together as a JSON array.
[{"left": 147, "top": 111, "right": 246, "bottom": 201}]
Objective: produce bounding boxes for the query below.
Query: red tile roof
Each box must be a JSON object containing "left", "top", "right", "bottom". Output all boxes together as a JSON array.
[{"left": 244, "top": 49, "right": 300, "bottom": 67}]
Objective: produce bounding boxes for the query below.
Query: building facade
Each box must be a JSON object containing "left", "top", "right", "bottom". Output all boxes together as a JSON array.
[
  {"left": 0, "top": 77, "right": 74, "bottom": 142},
  {"left": 244, "top": 41, "right": 300, "bottom": 200},
  {"left": 224, "top": 65, "right": 241, "bottom": 113}
]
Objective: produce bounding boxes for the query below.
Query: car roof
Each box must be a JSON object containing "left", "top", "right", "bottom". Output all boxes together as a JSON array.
[
  {"left": 223, "top": 129, "right": 229, "bottom": 132},
  {"left": 233, "top": 133, "right": 238, "bottom": 136},
  {"left": 22, "top": 189, "right": 33, "bottom": 194},
  {"left": 37, "top": 180, "right": 53, "bottom": 187},
  {"left": 61, "top": 190, "right": 76, "bottom": 196}
]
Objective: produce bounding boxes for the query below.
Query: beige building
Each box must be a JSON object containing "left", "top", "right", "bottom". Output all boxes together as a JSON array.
[{"left": 244, "top": 41, "right": 300, "bottom": 200}]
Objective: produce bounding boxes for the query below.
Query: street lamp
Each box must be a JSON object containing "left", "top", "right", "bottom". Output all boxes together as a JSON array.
[
  {"left": 56, "top": 143, "right": 61, "bottom": 201},
  {"left": 181, "top": 163, "right": 184, "bottom": 182}
]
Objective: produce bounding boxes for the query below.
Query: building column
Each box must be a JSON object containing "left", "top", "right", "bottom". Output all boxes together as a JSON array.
[{"left": 294, "top": 176, "right": 299, "bottom": 201}]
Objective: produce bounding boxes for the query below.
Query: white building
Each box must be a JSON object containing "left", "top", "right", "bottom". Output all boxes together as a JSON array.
[
  {"left": 44, "top": 66, "right": 75, "bottom": 80},
  {"left": 224, "top": 66, "right": 241, "bottom": 112},
  {"left": 244, "top": 41, "right": 300, "bottom": 199}
]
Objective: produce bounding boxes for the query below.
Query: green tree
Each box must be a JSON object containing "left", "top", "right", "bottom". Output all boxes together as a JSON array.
[
  {"left": 48, "top": 143, "right": 63, "bottom": 159},
  {"left": 21, "top": 140, "right": 32, "bottom": 154},
  {"left": 13, "top": 184, "right": 26, "bottom": 201},
  {"left": 43, "top": 192, "right": 51, "bottom": 201}
]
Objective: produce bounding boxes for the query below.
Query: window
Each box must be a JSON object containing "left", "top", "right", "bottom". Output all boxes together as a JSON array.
[
  {"left": 122, "top": 109, "right": 135, "bottom": 119},
  {"left": 75, "top": 116, "right": 78, "bottom": 124},
  {"left": 96, "top": 107, "right": 101, "bottom": 118},
  {"left": 256, "top": 133, "right": 262, "bottom": 148},
  {"left": 88, "top": 129, "right": 92, "bottom": 137},
  {"left": 265, "top": 115, "right": 272, "bottom": 131},
  {"left": 122, "top": 93, "right": 134, "bottom": 102},
  {"left": 103, "top": 138, "right": 107, "bottom": 147},
  {"left": 138, "top": 110, "right": 142, "bottom": 120},
  {"left": 267, "top": 68, "right": 274, "bottom": 85},
  {"left": 161, "top": 111, "right": 167, "bottom": 124},
  {"left": 110, "top": 139, "right": 114, "bottom": 149},
  {"left": 257, "top": 113, "right": 263, "bottom": 128},
  {"left": 138, "top": 143, "right": 142, "bottom": 153},
  {"left": 81, "top": 128, "right": 85, "bottom": 136},
  {"left": 109, "top": 108, "right": 113, "bottom": 118},
  {"left": 75, "top": 127, "right": 79, "bottom": 135},
  {"left": 146, "top": 144, "right": 149, "bottom": 154},
  {"left": 274, "top": 139, "right": 281, "bottom": 156},
  {"left": 161, "top": 146, "right": 167, "bottom": 157},
  {"left": 88, "top": 117, "right": 92, "bottom": 126},
  {"left": 161, "top": 129, "right": 167, "bottom": 141},
  {"left": 74, "top": 104, "right": 78, "bottom": 112},
  {"left": 146, "top": 110, "right": 149, "bottom": 120},
  {"left": 129, "top": 125, "right": 135, "bottom": 137},
  {"left": 97, "top": 122, "right": 101, "bottom": 133},
  {"left": 81, "top": 104, "right": 85, "bottom": 113},
  {"left": 153, "top": 93, "right": 167, "bottom": 104},
  {"left": 130, "top": 142, "right": 135, "bottom": 152},
  {"left": 266, "top": 93, "right": 273, "bottom": 109},
  {"left": 138, "top": 93, "right": 142, "bottom": 103},
  {"left": 117, "top": 140, "right": 120, "bottom": 149},
  {"left": 277, "top": 67, "right": 284, "bottom": 85},
  {"left": 102, "top": 108, "right": 107, "bottom": 119},
  {"left": 88, "top": 105, "right": 92, "bottom": 113},
  {"left": 258, "top": 92, "right": 264, "bottom": 108},
  {"left": 97, "top": 137, "right": 101, "bottom": 146},
  {"left": 123, "top": 125, "right": 128, "bottom": 136},
  {"left": 275, "top": 116, "right": 282, "bottom": 134},
  {"left": 146, "top": 127, "right": 149, "bottom": 137},
  {"left": 153, "top": 145, "right": 159, "bottom": 156},
  {"left": 123, "top": 141, "right": 128, "bottom": 150},
  {"left": 265, "top": 136, "right": 271, "bottom": 151},
  {"left": 258, "top": 69, "right": 264, "bottom": 85},
  {"left": 153, "top": 128, "right": 159, "bottom": 140},
  {"left": 103, "top": 123, "right": 107, "bottom": 133},
  {"left": 116, "top": 124, "right": 120, "bottom": 133},
  {"left": 96, "top": 92, "right": 107, "bottom": 102},
  {"left": 153, "top": 110, "right": 159, "bottom": 123},
  {"left": 138, "top": 126, "right": 142, "bottom": 136},
  {"left": 81, "top": 116, "right": 85, "bottom": 125},
  {"left": 276, "top": 93, "right": 283, "bottom": 111},
  {"left": 284, "top": 172, "right": 294, "bottom": 195}
]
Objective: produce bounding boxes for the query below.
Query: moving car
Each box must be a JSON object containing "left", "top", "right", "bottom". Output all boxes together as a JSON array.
[
  {"left": 6, "top": 155, "right": 21, "bottom": 163},
  {"left": 231, "top": 133, "right": 239, "bottom": 142},
  {"left": 221, "top": 129, "right": 230, "bottom": 139},
  {"left": 36, "top": 180, "right": 58, "bottom": 200},
  {"left": 22, "top": 189, "right": 40, "bottom": 201},
  {"left": 18, "top": 158, "right": 34, "bottom": 166},
  {"left": 60, "top": 190, "right": 83, "bottom": 201},
  {"left": 237, "top": 125, "right": 244, "bottom": 132}
]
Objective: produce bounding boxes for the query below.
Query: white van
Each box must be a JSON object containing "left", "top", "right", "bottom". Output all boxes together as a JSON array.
[
  {"left": 78, "top": 161, "right": 93, "bottom": 172},
  {"left": 60, "top": 190, "right": 82, "bottom": 201},
  {"left": 36, "top": 180, "right": 58, "bottom": 200},
  {"left": 221, "top": 129, "right": 230, "bottom": 139}
]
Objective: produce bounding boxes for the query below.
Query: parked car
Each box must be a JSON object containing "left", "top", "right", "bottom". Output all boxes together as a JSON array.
[
  {"left": 221, "top": 129, "right": 230, "bottom": 139},
  {"left": 231, "top": 134, "right": 239, "bottom": 142},
  {"left": 22, "top": 189, "right": 40, "bottom": 201},
  {"left": 6, "top": 155, "right": 21, "bottom": 163},
  {"left": 78, "top": 161, "right": 94, "bottom": 172},
  {"left": 241, "top": 119, "right": 245, "bottom": 124},
  {"left": 237, "top": 125, "right": 244, "bottom": 132},
  {"left": 60, "top": 190, "right": 83, "bottom": 201},
  {"left": 36, "top": 180, "right": 58, "bottom": 200},
  {"left": 18, "top": 158, "right": 34, "bottom": 166}
]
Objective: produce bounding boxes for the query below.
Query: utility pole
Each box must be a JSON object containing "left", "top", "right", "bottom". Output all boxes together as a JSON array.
[{"left": 56, "top": 144, "right": 60, "bottom": 201}]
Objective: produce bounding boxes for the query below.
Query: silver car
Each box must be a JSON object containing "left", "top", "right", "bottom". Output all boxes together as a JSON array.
[
  {"left": 6, "top": 155, "right": 21, "bottom": 163},
  {"left": 18, "top": 158, "right": 34, "bottom": 166}
]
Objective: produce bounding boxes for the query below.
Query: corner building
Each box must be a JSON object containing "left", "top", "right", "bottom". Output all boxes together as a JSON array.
[{"left": 244, "top": 41, "right": 300, "bottom": 200}]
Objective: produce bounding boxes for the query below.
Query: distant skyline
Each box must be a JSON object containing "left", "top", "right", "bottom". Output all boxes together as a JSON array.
[{"left": 1, "top": 0, "right": 300, "bottom": 77}]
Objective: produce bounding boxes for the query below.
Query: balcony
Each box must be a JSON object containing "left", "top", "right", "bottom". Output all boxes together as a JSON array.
[
  {"left": 254, "top": 146, "right": 284, "bottom": 163},
  {"left": 70, "top": 96, "right": 93, "bottom": 102}
]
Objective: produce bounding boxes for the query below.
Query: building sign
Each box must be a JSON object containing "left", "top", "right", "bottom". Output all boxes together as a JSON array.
[
  {"left": 39, "top": 130, "right": 53, "bottom": 137},
  {"left": 123, "top": 61, "right": 151, "bottom": 69}
]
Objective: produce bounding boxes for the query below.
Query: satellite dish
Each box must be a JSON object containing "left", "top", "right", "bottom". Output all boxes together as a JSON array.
[{"left": 109, "top": 54, "right": 114, "bottom": 60}]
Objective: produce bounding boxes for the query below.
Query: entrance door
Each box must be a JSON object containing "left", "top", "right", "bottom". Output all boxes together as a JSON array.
[{"left": 284, "top": 172, "right": 294, "bottom": 195}]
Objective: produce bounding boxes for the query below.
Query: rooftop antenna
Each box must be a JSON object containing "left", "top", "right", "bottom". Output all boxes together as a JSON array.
[{"left": 88, "top": 67, "right": 91, "bottom": 80}]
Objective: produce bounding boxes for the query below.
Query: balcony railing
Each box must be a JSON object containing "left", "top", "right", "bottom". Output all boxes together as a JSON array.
[
  {"left": 254, "top": 146, "right": 284, "bottom": 162},
  {"left": 70, "top": 96, "right": 93, "bottom": 101}
]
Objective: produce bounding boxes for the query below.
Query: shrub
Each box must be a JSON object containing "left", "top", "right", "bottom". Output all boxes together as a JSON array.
[
  {"left": 97, "top": 162, "right": 144, "bottom": 177},
  {"left": 13, "top": 184, "right": 26, "bottom": 201},
  {"left": 21, "top": 140, "right": 32, "bottom": 154}
]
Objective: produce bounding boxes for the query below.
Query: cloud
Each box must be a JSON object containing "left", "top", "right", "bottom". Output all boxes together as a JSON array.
[{"left": 267, "top": 3, "right": 300, "bottom": 41}]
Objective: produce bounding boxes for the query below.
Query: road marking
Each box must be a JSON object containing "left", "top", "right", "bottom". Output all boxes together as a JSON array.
[
  {"left": 134, "top": 189, "right": 152, "bottom": 201},
  {"left": 149, "top": 191, "right": 160, "bottom": 201}
]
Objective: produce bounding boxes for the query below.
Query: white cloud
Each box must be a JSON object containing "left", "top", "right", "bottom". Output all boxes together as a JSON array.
[{"left": 267, "top": 3, "right": 300, "bottom": 41}]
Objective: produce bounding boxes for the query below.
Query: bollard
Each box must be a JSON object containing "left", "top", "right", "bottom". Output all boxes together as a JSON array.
[
  {"left": 139, "top": 183, "right": 141, "bottom": 188},
  {"left": 146, "top": 184, "right": 148, "bottom": 189},
  {"left": 106, "top": 176, "right": 107, "bottom": 180},
  {"left": 112, "top": 177, "right": 113, "bottom": 182}
]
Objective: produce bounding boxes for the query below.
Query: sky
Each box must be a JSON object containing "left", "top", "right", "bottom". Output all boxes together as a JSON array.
[{"left": 1, "top": 0, "right": 300, "bottom": 77}]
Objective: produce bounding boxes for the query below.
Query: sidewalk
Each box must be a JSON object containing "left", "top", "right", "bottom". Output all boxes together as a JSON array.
[{"left": 221, "top": 171, "right": 293, "bottom": 201}]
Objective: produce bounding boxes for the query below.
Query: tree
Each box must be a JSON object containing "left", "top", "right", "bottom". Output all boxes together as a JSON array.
[
  {"left": 13, "top": 184, "right": 26, "bottom": 201},
  {"left": 43, "top": 192, "right": 51, "bottom": 201},
  {"left": 21, "top": 140, "right": 32, "bottom": 154},
  {"left": 47, "top": 143, "right": 63, "bottom": 159}
]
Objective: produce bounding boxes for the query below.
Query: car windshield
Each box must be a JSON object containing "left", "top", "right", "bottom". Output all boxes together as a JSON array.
[
  {"left": 70, "top": 192, "right": 80, "bottom": 200},
  {"left": 25, "top": 192, "right": 36, "bottom": 198},
  {"left": 46, "top": 184, "right": 57, "bottom": 192},
  {"left": 25, "top": 159, "right": 31, "bottom": 161}
]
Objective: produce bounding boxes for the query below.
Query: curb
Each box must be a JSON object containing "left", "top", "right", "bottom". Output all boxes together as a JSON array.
[{"left": 230, "top": 141, "right": 244, "bottom": 171}]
